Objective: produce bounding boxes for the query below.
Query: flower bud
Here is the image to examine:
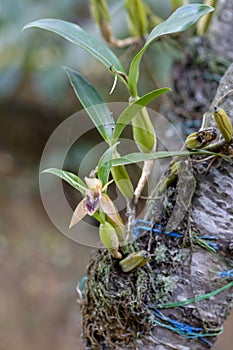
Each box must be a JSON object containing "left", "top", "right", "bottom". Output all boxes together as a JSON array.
[
  {"left": 90, "top": 0, "right": 110, "bottom": 26},
  {"left": 185, "top": 127, "right": 217, "bottom": 149},
  {"left": 214, "top": 107, "right": 233, "bottom": 143},
  {"left": 119, "top": 250, "right": 151, "bottom": 273},
  {"left": 125, "top": 0, "right": 148, "bottom": 38},
  {"left": 132, "top": 107, "right": 156, "bottom": 153},
  {"left": 111, "top": 165, "right": 134, "bottom": 200},
  {"left": 99, "top": 221, "right": 122, "bottom": 259},
  {"left": 90, "top": 0, "right": 113, "bottom": 42}
]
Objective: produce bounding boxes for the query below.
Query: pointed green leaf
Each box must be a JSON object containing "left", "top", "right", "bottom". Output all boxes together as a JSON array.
[
  {"left": 113, "top": 87, "right": 170, "bottom": 141},
  {"left": 42, "top": 168, "right": 87, "bottom": 195},
  {"left": 111, "top": 149, "right": 221, "bottom": 166},
  {"left": 64, "top": 67, "right": 115, "bottom": 143},
  {"left": 23, "top": 18, "right": 124, "bottom": 73},
  {"left": 98, "top": 143, "right": 118, "bottom": 187},
  {"left": 128, "top": 4, "right": 214, "bottom": 96}
]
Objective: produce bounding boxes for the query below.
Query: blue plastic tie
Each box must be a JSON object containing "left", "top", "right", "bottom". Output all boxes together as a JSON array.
[
  {"left": 135, "top": 220, "right": 218, "bottom": 251},
  {"left": 218, "top": 269, "right": 233, "bottom": 278},
  {"left": 196, "top": 235, "right": 219, "bottom": 251},
  {"left": 198, "top": 235, "right": 217, "bottom": 240},
  {"left": 79, "top": 276, "right": 88, "bottom": 293},
  {"left": 205, "top": 242, "right": 219, "bottom": 251},
  {"left": 151, "top": 309, "right": 215, "bottom": 347},
  {"left": 134, "top": 220, "right": 182, "bottom": 239}
]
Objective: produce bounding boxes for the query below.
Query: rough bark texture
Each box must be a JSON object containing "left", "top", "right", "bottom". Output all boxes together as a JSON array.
[
  {"left": 140, "top": 62, "right": 233, "bottom": 350},
  {"left": 169, "top": 0, "right": 233, "bottom": 131},
  {"left": 208, "top": 0, "right": 233, "bottom": 62},
  {"left": 138, "top": 1, "right": 233, "bottom": 348},
  {"left": 81, "top": 1, "right": 233, "bottom": 349}
]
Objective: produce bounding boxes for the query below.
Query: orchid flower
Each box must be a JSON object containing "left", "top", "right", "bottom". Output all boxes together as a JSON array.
[{"left": 69, "top": 177, "right": 124, "bottom": 229}]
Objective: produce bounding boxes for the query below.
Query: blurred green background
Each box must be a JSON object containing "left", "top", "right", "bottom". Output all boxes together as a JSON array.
[{"left": 0, "top": 1, "right": 232, "bottom": 349}]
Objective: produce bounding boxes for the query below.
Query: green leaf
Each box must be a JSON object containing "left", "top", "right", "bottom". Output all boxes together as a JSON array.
[
  {"left": 111, "top": 149, "right": 221, "bottom": 166},
  {"left": 42, "top": 168, "right": 87, "bottom": 195},
  {"left": 113, "top": 87, "right": 170, "bottom": 141},
  {"left": 64, "top": 67, "right": 115, "bottom": 143},
  {"left": 23, "top": 18, "right": 124, "bottom": 73},
  {"left": 98, "top": 143, "right": 118, "bottom": 187},
  {"left": 128, "top": 4, "right": 214, "bottom": 97}
]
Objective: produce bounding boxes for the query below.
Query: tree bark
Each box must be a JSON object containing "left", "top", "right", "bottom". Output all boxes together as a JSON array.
[
  {"left": 139, "top": 61, "right": 233, "bottom": 350},
  {"left": 81, "top": 1, "right": 233, "bottom": 349}
]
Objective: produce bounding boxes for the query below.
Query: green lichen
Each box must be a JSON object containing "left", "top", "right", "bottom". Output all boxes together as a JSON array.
[
  {"left": 154, "top": 243, "right": 168, "bottom": 263},
  {"left": 154, "top": 274, "right": 178, "bottom": 303}
]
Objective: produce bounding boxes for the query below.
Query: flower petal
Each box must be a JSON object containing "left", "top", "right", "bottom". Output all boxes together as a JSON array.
[
  {"left": 100, "top": 193, "right": 123, "bottom": 227},
  {"left": 85, "top": 191, "right": 100, "bottom": 215},
  {"left": 69, "top": 199, "right": 87, "bottom": 229}
]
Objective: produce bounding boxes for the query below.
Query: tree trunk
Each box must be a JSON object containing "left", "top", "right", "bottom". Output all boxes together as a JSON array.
[{"left": 81, "top": 1, "right": 233, "bottom": 349}]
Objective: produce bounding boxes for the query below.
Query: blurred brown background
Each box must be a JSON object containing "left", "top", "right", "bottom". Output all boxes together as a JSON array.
[{"left": 0, "top": 1, "right": 232, "bottom": 349}]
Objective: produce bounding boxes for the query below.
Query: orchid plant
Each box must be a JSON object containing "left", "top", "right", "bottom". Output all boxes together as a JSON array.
[{"left": 24, "top": 2, "right": 214, "bottom": 259}]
